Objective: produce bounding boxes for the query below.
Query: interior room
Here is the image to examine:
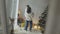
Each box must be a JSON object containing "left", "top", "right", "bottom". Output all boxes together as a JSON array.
[
  {"left": 14, "top": 0, "right": 48, "bottom": 34},
  {"left": 0, "top": 0, "right": 60, "bottom": 34}
]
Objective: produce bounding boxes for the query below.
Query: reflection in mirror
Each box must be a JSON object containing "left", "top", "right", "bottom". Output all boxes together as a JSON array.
[{"left": 14, "top": 0, "right": 49, "bottom": 34}]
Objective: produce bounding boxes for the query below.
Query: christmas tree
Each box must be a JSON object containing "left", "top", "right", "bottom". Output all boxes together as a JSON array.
[{"left": 38, "top": 6, "right": 48, "bottom": 33}]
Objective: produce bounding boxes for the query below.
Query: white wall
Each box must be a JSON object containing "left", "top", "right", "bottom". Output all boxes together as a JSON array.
[
  {"left": 45, "top": 0, "right": 60, "bottom": 34},
  {"left": 0, "top": 0, "right": 7, "bottom": 34},
  {"left": 19, "top": 0, "right": 48, "bottom": 24}
]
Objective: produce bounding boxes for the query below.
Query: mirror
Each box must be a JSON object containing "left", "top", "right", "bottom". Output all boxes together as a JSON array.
[{"left": 15, "top": 0, "right": 49, "bottom": 34}]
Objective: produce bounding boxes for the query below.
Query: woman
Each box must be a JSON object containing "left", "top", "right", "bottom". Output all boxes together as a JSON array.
[{"left": 24, "top": 5, "right": 33, "bottom": 31}]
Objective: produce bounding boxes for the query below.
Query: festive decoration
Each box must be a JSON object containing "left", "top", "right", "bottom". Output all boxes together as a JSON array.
[{"left": 38, "top": 6, "right": 48, "bottom": 33}]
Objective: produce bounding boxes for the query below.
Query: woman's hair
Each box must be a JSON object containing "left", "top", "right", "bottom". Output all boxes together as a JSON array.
[{"left": 27, "top": 5, "right": 31, "bottom": 14}]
